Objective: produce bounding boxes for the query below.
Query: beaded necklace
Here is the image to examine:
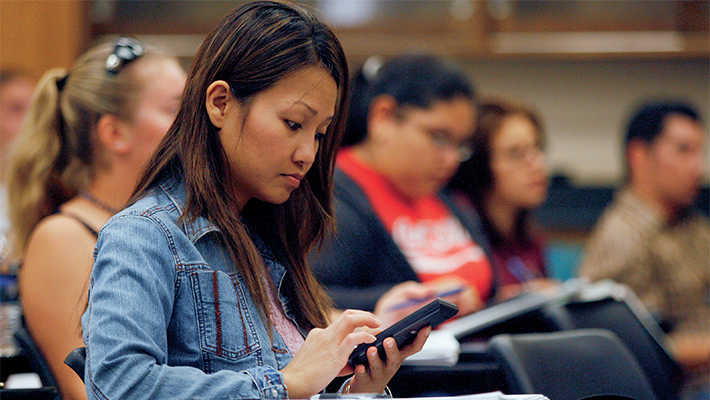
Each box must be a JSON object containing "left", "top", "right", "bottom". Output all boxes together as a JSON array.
[{"left": 79, "top": 190, "right": 120, "bottom": 214}]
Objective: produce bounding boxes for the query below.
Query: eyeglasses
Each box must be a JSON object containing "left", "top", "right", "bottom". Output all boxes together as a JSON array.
[
  {"left": 494, "top": 143, "right": 545, "bottom": 164},
  {"left": 425, "top": 129, "right": 473, "bottom": 162},
  {"left": 106, "top": 37, "right": 145, "bottom": 75},
  {"left": 395, "top": 107, "right": 474, "bottom": 162}
]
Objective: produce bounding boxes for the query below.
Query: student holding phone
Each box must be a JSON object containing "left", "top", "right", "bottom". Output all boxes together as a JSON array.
[
  {"left": 82, "top": 3, "right": 427, "bottom": 399},
  {"left": 310, "top": 55, "right": 496, "bottom": 327}
]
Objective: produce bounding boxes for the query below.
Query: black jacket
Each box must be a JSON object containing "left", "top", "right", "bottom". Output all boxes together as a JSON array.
[{"left": 310, "top": 168, "right": 496, "bottom": 311}]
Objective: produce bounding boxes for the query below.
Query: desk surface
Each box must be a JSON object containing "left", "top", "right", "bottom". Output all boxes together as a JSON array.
[
  {"left": 389, "top": 352, "right": 502, "bottom": 397},
  {"left": 0, "top": 387, "right": 60, "bottom": 400}
]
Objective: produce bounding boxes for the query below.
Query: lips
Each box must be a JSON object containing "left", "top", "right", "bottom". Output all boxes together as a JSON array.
[
  {"left": 285, "top": 173, "right": 305, "bottom": 181},
  {"left": 283, "top": 173, "right": 304, "bottom": 188}
]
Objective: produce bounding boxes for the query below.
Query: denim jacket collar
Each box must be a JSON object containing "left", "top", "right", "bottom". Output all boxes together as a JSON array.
[{"left": 157, "top": 171, "right": 221, "bottom": 243}]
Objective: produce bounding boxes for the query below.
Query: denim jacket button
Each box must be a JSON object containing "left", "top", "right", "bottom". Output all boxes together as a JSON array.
[{"left": 271, "top": 389, "right": 278, "bottom": 398}]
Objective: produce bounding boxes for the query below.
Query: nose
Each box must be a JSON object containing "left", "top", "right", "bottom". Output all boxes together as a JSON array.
[
  {"left": 689, "top": 153, "right": 706, "bottom": 181},
  {"left": 442, "top": 147, "right": 463, "bottom": 170},
  {"left": 293, "top": 134, "right": 318, "bottom": 169},
  {"left": 530, "top": 150, "right": 548, "bottom": 173}
]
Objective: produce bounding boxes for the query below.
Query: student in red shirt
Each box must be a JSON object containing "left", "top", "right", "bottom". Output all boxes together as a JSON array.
[{"left": 310, "top": 54, "right": 495, "bottom": 326}]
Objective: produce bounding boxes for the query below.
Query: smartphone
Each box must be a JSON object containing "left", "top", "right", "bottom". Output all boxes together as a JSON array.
[{"left": 347, "top": 298, "right": 458, "bottom": 367}]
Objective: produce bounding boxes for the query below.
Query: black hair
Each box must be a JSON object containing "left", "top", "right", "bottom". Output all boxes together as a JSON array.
[
  {"left": 625, "top": 100, "right": 701, "bottom": 149},
  {"left": 342, "top": 54, "right": 476, "bottom": 147}
]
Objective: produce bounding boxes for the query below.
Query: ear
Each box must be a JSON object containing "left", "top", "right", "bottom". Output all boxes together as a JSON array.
[
  {"left": 205, "top": 80, "right": 233, "bottom": 129},
  {"left": 96, "top": 114, "right": 130, "bottom": 155},
  {"left": 367, "top": 95, "right": 399, "bottom": 143},
  {"left": 627, "top": 139, "right": 651, "bottom": 181}
]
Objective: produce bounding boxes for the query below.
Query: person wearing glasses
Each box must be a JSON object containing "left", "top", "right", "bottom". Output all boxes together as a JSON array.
[
  {"left": 447, "top": 99, "right": 556, "bottom": 301},
  {"left": 6, "top": 38, "right": 186, "bottom": 399},
  {"left": 309, "top": 54, "right": 494, "bottom": 327},
  {"left": 81, "top": 3, "right": 427, "bottom": 399}
]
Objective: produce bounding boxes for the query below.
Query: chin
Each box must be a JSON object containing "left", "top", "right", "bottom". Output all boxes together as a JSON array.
[{"left": 258, "top": 191, "right": 295, "bottom": 205}]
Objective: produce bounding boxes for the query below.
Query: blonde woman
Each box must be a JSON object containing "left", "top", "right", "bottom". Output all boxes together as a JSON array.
[{"left": 7, "top": 38, "right": 185, "bottom": 399}]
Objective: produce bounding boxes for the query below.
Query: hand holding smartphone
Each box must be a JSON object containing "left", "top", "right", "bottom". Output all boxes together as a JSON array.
[{"left": 347, "top": 298, "right": 458, "bottom": 367}]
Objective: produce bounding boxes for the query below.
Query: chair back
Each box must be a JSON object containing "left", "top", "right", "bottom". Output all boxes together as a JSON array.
[
  {"left": 63, "top": 347, "right": 86, "bottom": 383},
  {"left": 486, "top": 329, "right": 658, "bottom": 400},
  {"left": 561, "top": 282, "right": 682, "bottom": 400},
  {"left": 13, "top": 326, "right": 58, "bottom": 388}
]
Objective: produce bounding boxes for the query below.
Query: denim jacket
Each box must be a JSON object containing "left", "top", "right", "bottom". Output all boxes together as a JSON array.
[{"left": 82, "top": 172, "right": 306, "bottom": 400}]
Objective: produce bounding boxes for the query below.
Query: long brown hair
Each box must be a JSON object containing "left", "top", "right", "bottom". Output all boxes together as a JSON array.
[{"left": 130, "top": 1, "right": 349, "bottom": 330}]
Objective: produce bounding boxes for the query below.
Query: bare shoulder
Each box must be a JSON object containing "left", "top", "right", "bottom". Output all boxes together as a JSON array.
[
  {"left": 29, "top": 213, "right": 96, "bottom": 247},
  {"left": 22, "top": 214, "right": 97, "bottom": 279}
]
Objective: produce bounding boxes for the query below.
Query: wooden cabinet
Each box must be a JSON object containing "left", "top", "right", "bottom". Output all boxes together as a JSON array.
[{"left": 85, "top": 0, "right": 708, "bottom": 66}]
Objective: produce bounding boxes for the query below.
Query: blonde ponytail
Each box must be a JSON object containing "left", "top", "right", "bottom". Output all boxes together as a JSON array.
[
  {"left": 7, "top": 69, "right": 72, "bottom": 252},
  {"left": 6, "top": 40, "right": 166, "bottom": 255}
]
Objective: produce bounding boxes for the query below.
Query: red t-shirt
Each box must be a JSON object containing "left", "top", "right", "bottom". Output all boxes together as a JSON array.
[{"left": 337, "top": 149, "right": 493, "bottom": 302}]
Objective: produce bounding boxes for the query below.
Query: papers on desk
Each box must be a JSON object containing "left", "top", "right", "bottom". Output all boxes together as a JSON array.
[
  {"left": 402, "top": 329, "right": 460, "bottom": 366},
  {"left": 418, "top": 393, "right": 548, "bottom": 400},
  {"left": 312, "top": 392, "right": 549, "bottom": 400}
]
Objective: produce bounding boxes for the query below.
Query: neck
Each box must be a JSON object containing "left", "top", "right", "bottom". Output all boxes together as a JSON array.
[
  {"left": 351, "top": 145, "right": 379, "bottom": 172},
  {"left": 84, "top": 166, "right": 138, "bottom": 213},
  {"left": 484, "top": 195, "right": 518, "bottom": 239},
  {"left": 351, "top": 145, "right": 422, "bottom": 203},
  {"left": 629, "top": 183, "right": 673, "bottom": 223}
]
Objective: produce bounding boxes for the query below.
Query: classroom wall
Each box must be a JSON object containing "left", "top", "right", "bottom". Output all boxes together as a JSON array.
[
  {"left": 1, "top": 0, "right": 706, "bottom": 187},
  {"left": 0, "top": 1, "right": 88, "bottom": 79},
  {"left": 462, "top": 57, "right": 710, "bottom": 185}
]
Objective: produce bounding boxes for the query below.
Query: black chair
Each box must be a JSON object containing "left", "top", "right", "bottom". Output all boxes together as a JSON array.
[
  {"left": 63, "top": 347, "right": 85, "bottom": 383},
  {"left": 12, "top": 326, "right": 58, "bottom": 389},
  {"left": 558, "top": 281, "right": 682, "bottom": 400},
  {"left": 486, "top": 329, "right": 658, "bottom": 400}
]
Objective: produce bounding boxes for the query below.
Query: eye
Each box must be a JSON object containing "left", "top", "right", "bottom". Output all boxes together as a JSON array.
[
  {"left": 285, "top": 120, "right": 302, "bottom": 131},
  {"left": 508, "top": 147, "right": 526, "bottom": 160},
  {"left": 428, "top": 130, "right": 449, "bottom": 148},
  {"left": 315, "top": 132, "right": 326, "bottom": 141}
]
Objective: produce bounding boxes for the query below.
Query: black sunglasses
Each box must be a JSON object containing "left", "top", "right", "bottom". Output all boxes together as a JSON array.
[{"left": 105, "top": 37, "right": 145, "bottom": 75}]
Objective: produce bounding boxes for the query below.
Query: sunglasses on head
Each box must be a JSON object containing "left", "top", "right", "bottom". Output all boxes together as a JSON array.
[{"left": 106, "top": 37, "right": 145, "bottom": 75}]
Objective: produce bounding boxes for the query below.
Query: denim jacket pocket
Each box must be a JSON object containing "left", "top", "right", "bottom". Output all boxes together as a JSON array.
[{"left": 191, "top": 269, "right": 261, "bottom": 360}]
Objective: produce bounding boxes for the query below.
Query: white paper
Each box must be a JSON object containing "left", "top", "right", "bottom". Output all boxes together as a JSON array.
[
  {"left": 435, "top": 392, "right": 549, "bottom": 400},
  {"left": 402, "top": 329, "right": 460, "bottom": 366},
  {"left": 311, "top": 392, "right": 549, "bottom": 400}
]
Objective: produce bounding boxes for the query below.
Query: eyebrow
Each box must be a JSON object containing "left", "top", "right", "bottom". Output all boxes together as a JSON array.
[
  {"left": 296, "top": 100, "right": 318, "bottom": 116},
  {"left": 294, "top": 100, "right": 335, "bottom": 122}
]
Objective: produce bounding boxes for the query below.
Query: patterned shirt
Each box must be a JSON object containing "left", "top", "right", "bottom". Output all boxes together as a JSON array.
[{"left": 579, "top": 188, "right": 709, "bottom": 336}]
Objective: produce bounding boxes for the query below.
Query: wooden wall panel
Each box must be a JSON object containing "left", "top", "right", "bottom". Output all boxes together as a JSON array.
[{"left": 0, "top": 0, "right": 88, "bottom": 80}]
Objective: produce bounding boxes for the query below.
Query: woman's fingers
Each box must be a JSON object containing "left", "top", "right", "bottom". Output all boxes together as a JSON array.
[
  {"left": 400, "top": 325, "right": 431, "bottom": 356},
  {"left": 332, "top": 309, "right": 381, "bottom": 340},
  {"left": 347, "top": 326, "right": 432, "bottom": 394},
  {"left": 281, "top": 309, "right": 385, "bottom": 397}
]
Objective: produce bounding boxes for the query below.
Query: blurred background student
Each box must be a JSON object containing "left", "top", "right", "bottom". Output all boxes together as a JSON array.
[
  {"left": 0, "top": 69, "right": 36, "bottom": 269},
  {"left": 310, "top": 54, "right": 494, "bottom": 327},
  {"left": 0, "top": 69, "right": 35, "bottom": 169},
  {"left": 6, "top": 38, "right": 185, "bottom": 399},
  {"left": 448, "top": 99, "right": 557, "bottom": 301},
  {"left": 579, "top": 100, "right": 708, "bottom": 399}
]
